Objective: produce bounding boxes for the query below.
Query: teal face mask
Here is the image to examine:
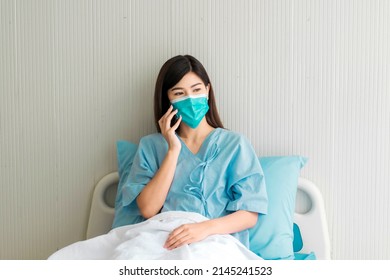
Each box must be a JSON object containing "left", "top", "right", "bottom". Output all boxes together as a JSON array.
[{"left": 171, "top": 94, "right": 209, "bottom": 129}]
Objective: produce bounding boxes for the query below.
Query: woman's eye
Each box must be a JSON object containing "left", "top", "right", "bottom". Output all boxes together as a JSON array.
[
  {"left": 193, "top": 88, "right": 201, "bottom": 92},
  {"left": 174, "top": 92, "right": 183, "bottom": 96}
]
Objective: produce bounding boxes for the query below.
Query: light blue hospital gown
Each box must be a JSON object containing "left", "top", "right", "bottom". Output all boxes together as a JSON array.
[{"left": 122, "top": 128, "right": 268, "bottom": 247}]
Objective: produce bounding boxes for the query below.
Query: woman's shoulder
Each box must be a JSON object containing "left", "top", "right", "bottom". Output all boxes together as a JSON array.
[
  {"left": 138, "top": 133, "right": 165, "bottom": 146},
  {"left": 217, "top": 128, "right": 250, "bottom": 144},
  {"left": 140, "top": 132, "right": 163, "bottom": 141}
]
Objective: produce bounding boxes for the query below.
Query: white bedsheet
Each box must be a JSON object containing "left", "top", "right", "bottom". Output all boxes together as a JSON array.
[{"left": 48, "top": 211, "right": 262, "bottom": 260}]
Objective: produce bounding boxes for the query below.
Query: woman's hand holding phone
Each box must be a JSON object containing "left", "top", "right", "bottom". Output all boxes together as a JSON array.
[{"left": 158, "top": 105, "right": 182, "bottom": 153}]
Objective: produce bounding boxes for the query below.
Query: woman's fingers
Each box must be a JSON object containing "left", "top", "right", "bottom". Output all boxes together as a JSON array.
[
  {"left": 164, "top": 227, "right": 192, "bottom": 250},
  {"left": 171, "top": 115, "right": 182, "bottom": 130},
  {"left": 162, "top": 105, "right": 173, "bottom": 117},
  {"left": 166, "top": 109, "right": 179, "bottom": 126},
  {"left": 158, "top": 106, "right": 181, "bottom": 151},
  {"left": 164, "top": 222, "right": 208, "bottom": 250},
  {"left": 158, "top": 106, "right": 172, "bottom": 127},
  {"left": 166, "top": 236, "right": 192, "bottom": 250},
  {"left": 159, "top": 106, "right": 179, "bottom": 132}
]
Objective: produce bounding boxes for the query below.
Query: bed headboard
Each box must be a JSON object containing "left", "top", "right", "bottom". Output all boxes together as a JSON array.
[
  {"left": 86, "top": 172, "right": 331, "bottom": 259},
  {"left": 293, "top": 178, "right": 331, "bottom": 259},
  {"left": 86, "top": 172, "right": 118, "bottom": 240}
]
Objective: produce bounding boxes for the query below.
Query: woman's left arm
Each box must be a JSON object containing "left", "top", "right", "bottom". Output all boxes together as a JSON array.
[{"left": 164, "top": 210, "right": 257, "bottom": 250}]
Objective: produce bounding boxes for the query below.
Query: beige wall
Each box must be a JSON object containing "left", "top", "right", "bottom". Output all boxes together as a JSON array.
[{"left": 1, "top": 0, "right": 389, "bottom": 259}]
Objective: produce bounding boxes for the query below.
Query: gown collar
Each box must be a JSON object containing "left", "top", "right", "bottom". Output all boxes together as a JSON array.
[{"left": 178, "top": 127, "right": 221, "bottom": 159}]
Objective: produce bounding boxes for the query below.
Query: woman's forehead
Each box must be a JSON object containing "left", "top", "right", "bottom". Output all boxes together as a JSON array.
[{"left": 171, "top": 72, "right": 204, "bottom": 90}]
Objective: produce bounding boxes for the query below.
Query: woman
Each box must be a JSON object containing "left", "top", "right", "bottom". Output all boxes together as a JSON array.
[
  {"left": 48, "top": 55, "right": 268, "bottom": 260},
  {"left": 123, "top": 55, "right": 268, "bottom": 251}
]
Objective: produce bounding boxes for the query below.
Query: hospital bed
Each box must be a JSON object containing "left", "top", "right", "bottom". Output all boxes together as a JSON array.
[{"left": 85, "top": 172, "right": 331, "bottom": 260}]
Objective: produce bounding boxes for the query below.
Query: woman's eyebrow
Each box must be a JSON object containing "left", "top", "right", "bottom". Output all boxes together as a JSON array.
[
  {"left": 190, "top": 83, "right": 202, "bottom": 88},
  {"left": 170, "top": 83, "right": 202, "bottom": 91}
]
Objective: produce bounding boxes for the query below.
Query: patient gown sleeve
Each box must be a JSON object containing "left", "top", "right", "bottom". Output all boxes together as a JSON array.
[
  {"left": 121, "top": 135, "right": 165, "bottom": 207},
  {"left": 225, "top": 135, "right": 268, "bottom": 215}
]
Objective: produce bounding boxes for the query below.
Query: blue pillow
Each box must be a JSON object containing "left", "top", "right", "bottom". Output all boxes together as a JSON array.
[
  {"left": 293, "top": 223, "right": 317, "bottom": 260},
  {"left": 294, "top": 252, "right": 316, "bottom": 260},
  {"left": 249, "top": 156, "right": 307, "bottom": 260},
  {"left": 293, "top": 223, "right": 303, "bottom": 252},
  {"left": 112, "top": 140, "right": 139, "bottom": 229}
]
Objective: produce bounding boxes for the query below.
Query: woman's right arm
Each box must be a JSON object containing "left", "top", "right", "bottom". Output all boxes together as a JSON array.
[{"left": 136, "top": 106, "right": 182, "bottom": 219}]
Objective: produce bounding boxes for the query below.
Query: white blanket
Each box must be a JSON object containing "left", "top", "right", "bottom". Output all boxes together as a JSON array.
[{"left": 48, "top": 211, "right": 262, "bottom": 260}]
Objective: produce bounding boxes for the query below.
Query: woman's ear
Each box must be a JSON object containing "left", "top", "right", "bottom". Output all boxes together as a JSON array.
[{"left": 206, "top": 83, "right": 210, "bottom": 99}]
